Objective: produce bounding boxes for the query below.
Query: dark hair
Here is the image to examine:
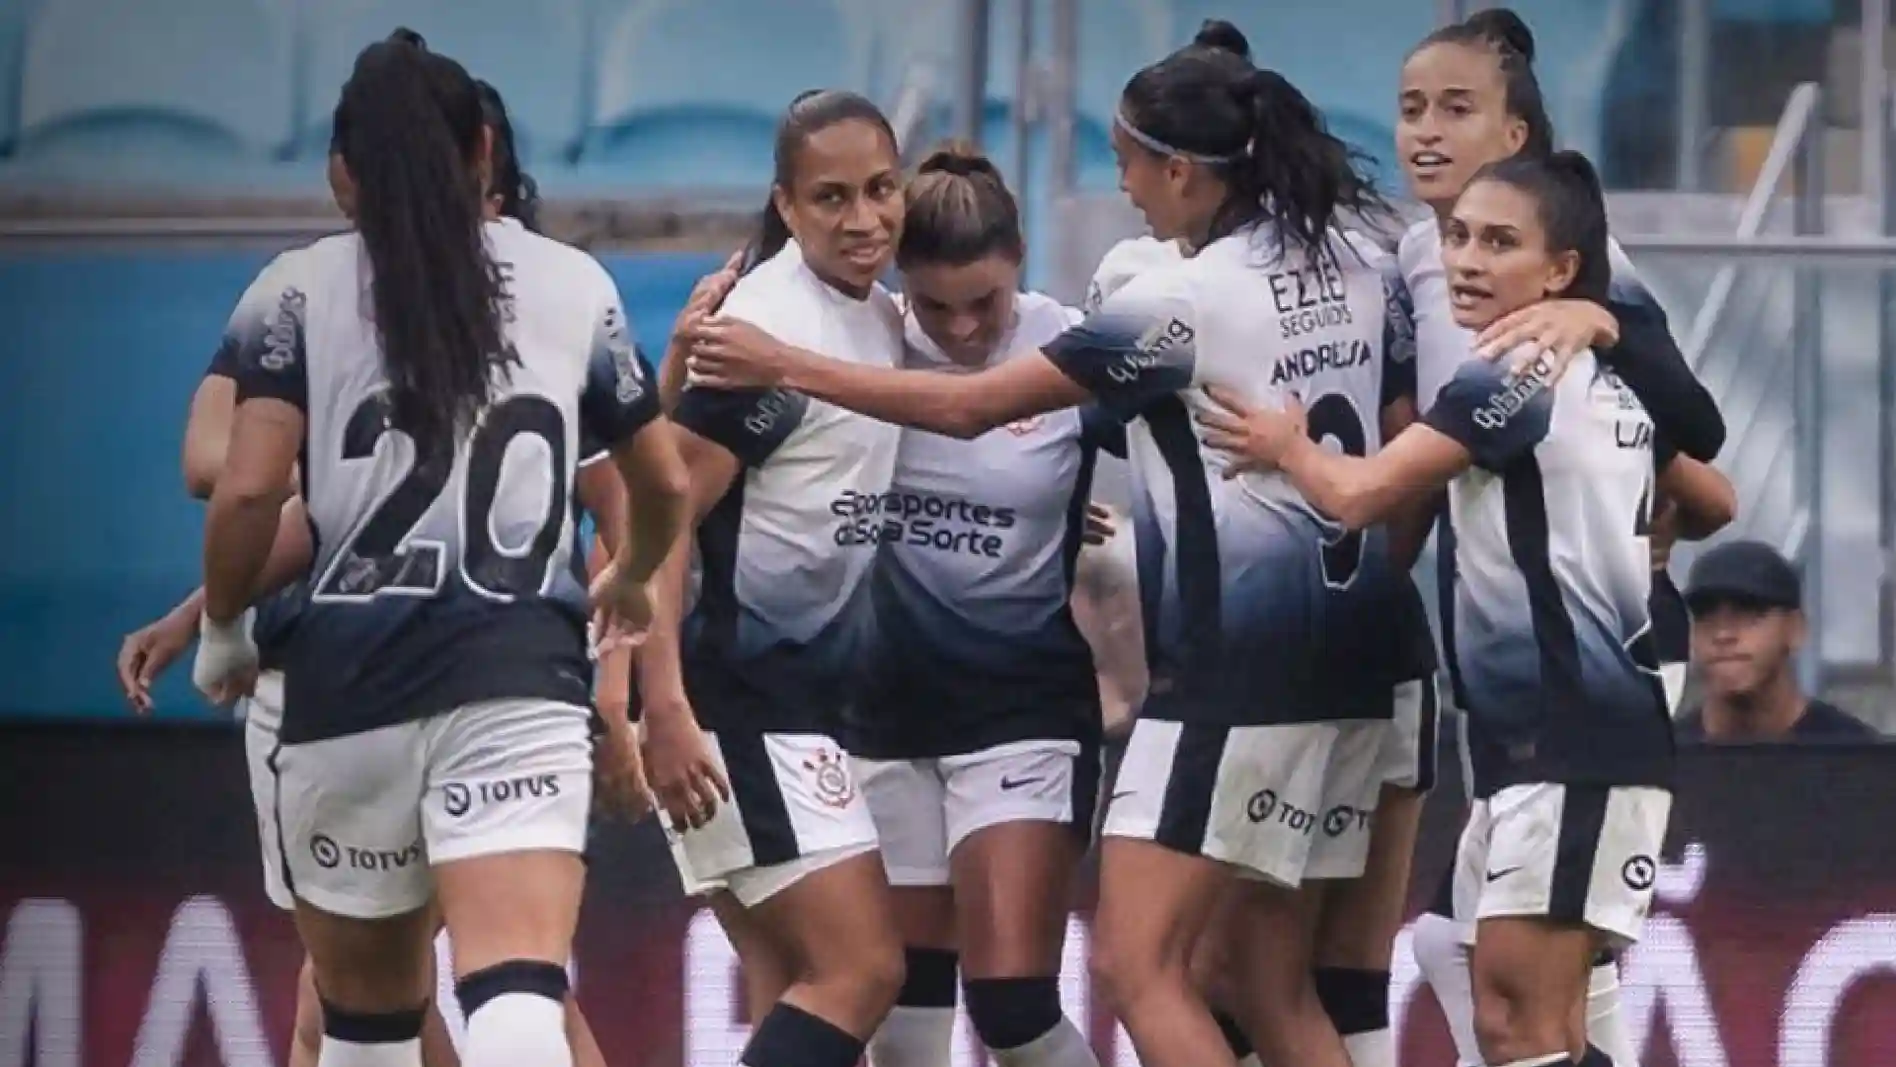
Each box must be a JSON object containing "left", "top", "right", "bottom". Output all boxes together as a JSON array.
[
  {"left": 477, "top": 80, "right": 542, "bottom": 232},
  {"left": 332, "top": 32, "right": 510, "bottom": 451},
  {"left": 896, "top": 141, "right": 1024, "bottom": 270},
  {"left": 1416, "top": 8, "right": 1555, "bottom": 159},
  {"left": 1118, "top": 20, "right": 1387, "bottom": 254},
  {"left": 1472, "top": 150, "right": 1610, "bottom": 303},
  {"left": 1187, "top": 18, "right": 1251, "bottom": 61},
  {"left": 742, "top": 89, "right": 898, "bottom": 275}
]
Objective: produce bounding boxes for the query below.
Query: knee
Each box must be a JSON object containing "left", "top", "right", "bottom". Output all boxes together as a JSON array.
[
  {"left": 964, "top": 977, "right": 1063, "bottom": 1052},
  {"left": 1472, "top": 969, "right": 1563, "bottom": 1064},
  {"left": 852, "top": 932, "right": 907, "bottom": 1018},
  {"left": 455, "top": 959, "right": 571, "bottom": 1067},
  {"left": 1187, "top": 928, "right": 1234, "bottom": 1005}
]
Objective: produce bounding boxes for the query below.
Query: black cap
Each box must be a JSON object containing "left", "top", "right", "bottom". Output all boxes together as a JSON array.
[{"left": 1684, "top": 540, "right": 1801, "bottom": 611}]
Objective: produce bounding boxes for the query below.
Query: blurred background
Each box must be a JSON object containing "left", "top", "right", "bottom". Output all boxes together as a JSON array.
[{"left": 2, "top": 3, "right": 1895, "bottom": 1064}]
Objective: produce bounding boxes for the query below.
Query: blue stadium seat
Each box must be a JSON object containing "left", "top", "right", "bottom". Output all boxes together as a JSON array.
[
  {"left": 580, "top": 0, "right": 868, "bottom": 188},
  {"left": 296, "top": 0, "right": 589, "bottom": 164},
  {"left": 11, "top": 0, "right": 293, "bottom": 172}
]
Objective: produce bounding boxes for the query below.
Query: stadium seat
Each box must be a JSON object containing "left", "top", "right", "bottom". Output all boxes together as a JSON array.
[
  {"left": 580, "top": 0, "right": 868, "bottom": 189},
  {"left": 11, "top": 0, "right": 293, "bottom": 171},
  {"left": 296, "top": 0, "right": 589, "bottom": 164}
]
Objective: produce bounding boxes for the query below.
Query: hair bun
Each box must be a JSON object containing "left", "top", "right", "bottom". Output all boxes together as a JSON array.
[
  {"left": 1192, "top": 18, "right": 1252, "bottom": 60},
  {"left": 387, "top": 26, "right": 428, "bottom": 50},
  {"left": 1464, "top": 8, "right": 1534, "bottom": 62},
  {"left": 1548, "top": 149, "right": 1604, "bottom": 196},
  {"left": 917, "top": 139, "right": 1002, "bottom": 181}
]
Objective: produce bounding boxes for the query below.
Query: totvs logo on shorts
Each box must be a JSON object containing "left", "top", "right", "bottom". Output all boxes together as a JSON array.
[
  {"left": 309, "top": 833, "right": 423, "bottom": 872},
  {"left": 830, "top": 489, "right": 1019, "bottom": 557},
  {"left": 440, "top": 774, "right": 562, "bottom": 818}
]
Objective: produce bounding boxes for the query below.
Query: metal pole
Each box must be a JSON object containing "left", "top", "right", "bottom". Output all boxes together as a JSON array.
[
  {"left": 1677, "top": 0, "right": 1710, "bottom": 191},
  {"left": 954, "top": 0, "right": 991, "bottom": 144},
  {"left": 1047, "top": 0, "right": 1077, "bottom": 197},
  {"left": 1882, "top": 83, "right": 1896, "bottom": 675},
  {"left": 1792, "top": 120, "right": 1827, "bottom": 693},
  {"left": 1863, "top": 0, "right": 1889, "bottom": 199},
  {"left": 1012, "top": 0, "right": 1033, "bottom": 230}
]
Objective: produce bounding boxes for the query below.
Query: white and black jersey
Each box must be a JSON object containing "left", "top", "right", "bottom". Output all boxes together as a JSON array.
[
  {"left": 849, "top": 292, "right": 1120, "bottom": 760},
  {"left": 670, "top": 241, "right": 903, "bottom": 735},
  {"left": 1422, "top": 354, "right": 1676, "bottom": 794},
  {"left": 225, "top": 218, "right": 662, "bottom": 744},
  {"left": 1045, "top": 224, "right": 1431, "bottom": 726}
]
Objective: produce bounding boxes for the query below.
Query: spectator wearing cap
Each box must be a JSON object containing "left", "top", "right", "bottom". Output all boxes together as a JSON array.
[{"left": 1675, "top": 540, "right": 1876, "bottom": 742}]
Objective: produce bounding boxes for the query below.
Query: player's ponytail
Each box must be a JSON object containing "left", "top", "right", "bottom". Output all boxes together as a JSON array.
[
  {"left": 743, "top": 88, "right": 899, "bottom": 275},
  {"left": 1118, "top": 23, "right": 1387, "bottom": 254},
  {"left": 1235, "top": 68, "right": 1384, "bottom": 256},
  {"left": 898, "top": 140, "right": 1024, "bottom": 269},
  {"left": 332, "top": 31, "right": 509, "bottom": 453},
  {"left": 478, "top": 79, "right": 542, "bottom": 233},
  {"left": 1474, "top": 149, "right": 1610, "bottom": 303},
  {"left": 1417, "top": 7, "right": 1555, "bottom": 158}
]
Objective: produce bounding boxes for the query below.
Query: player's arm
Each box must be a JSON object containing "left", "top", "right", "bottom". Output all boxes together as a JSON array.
[
  {"left": 203, "top": 287, "right": 308, "bottom": 624},
  {"left": 576, "top": 448, "right": 630, "bottom": 560},
  {"left": 1595, "top": 287, "right": 1726, "bottom": 462},
  {"left": 1274, "top": 420, "right": 1472, "bottom": 532},
  {"left": 661, "top": 253, "right": 743, "bottom": 413},
  {"left": 183, "top": 365, "right": 237, "bottom": 500},
  {"left": 683, "top": 275, "right": 1193, "bottom": 438},
  {"left": 1657, "top": 451, "right": 1736, "bottom": 541}
]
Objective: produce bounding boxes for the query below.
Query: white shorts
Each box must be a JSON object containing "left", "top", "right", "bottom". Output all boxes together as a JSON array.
[
  {"left": 1103, "top": 717, "right": 1384, "bottom": 887},
  {"left": 241, "top": 672, "right": 293, "bottom": 911},
  {"left": 1451, "top": 782, "right": 1672, "bottom": 950},
  {"left": 272, "top": 698, "right": 594, "bottom": 919},
  {"left": 1373, "top": 677, "right": 1439, "bottom": 792},
  {"left": 1660, "top": 663, "right": 1687, "bottom": 715},
  {"left": 856, "top": 739, "right": 1099, "bottom": 887},
  {"left": 668, "top": 731, "right": 880, "bottom": 909}
]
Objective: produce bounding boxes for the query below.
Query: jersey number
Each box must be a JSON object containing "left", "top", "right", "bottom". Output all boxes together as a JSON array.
[
  {"left": 1305, "top": 392, "right": 1367, "bottom": 589},
  {"left": 1633, "top": 474, "right": 1654, "bottom": 538},
  {"left": 312, "top": 391, "right": 570, "bottom": 604}
]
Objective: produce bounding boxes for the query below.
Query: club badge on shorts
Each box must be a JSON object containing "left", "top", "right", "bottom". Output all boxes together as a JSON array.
[{"left": 804, "top": 748, "right": 856, "bottom": 808}]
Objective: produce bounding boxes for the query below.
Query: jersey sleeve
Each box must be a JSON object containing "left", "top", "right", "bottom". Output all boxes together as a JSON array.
[
  {"left": 225, "top": 260, "right": 310, "bottom": 411},
  {"left": 1380, "top": 257, "right": 1418, "bottom": 408},
  {"left": 1599, "top": 274, "right": 1726, "bottom": 462},
  {"left": 1421, "top": 355, "right": 1554, "bottom": 472},
  {"left": 1043, "top": 271, "right": 1198, "bottom": 421},
  {"left": 672, "top": 386, "right": 809, "bottom": 466},
  {"left": 578, "top": 283, "right": 662, "bottom": 456}
]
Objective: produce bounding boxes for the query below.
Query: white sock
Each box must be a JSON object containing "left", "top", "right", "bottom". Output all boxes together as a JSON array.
[
  {"left": 1343, "top": 1027, "right": 1395, "bottom": 1067},
  {"left": 316, "top": 1038, "right": 421, "bottom": 1067},
  {"left": 1491, "top": 1056, "right": 1571, "bottom": 1067},
  {"left": 868, "top": 1005, "right": 956, "bottom": 1067},
  {"left": 991, "top": 1018, "right": 1099, "bottom": 1067},
  {"left": 1586, "top": 962, "right": 1637, "bottom": 1067},
  {"left": 1410, "top": 912, "right": 1483, "bottom": 1067},
  {"left": 1237, "top": 1056, "right": 1265, "bottom": 1067},
  {"left": 462, "top": 992, "right": 571, "bottom": 1067}
]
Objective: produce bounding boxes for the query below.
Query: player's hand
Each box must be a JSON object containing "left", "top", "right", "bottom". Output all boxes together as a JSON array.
[
  {"left": 641, "top": 704, "right": 731, "bottom": 830},
  {"left": 684, "top": 316, "right": 792, "bottom": 390},
  {"left": 191, "top": 611, "right": 259, "bottom": 709},
  {"left": 678, "top": 253, "right": 742, "bottom": 326},
  {"left": 1195, "top": 385, "right": 1307, "bottom": 478},
  {"left": 588, "top": 561, "right": 655, "bottom": 649},
  {"left": 1082, "top": 502, "right": 1117, "bottom": 545},
  {"left": 116, "top": 609, "right": 200, "bottom": 714},
  {"left": 595, "top": 723, "right": 655, "bottom": 823},
  {"left": 1475, "top": 299, "right": 1618, "bottom": 380}
]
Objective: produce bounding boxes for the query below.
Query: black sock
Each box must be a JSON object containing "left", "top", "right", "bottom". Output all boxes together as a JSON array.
[
  {"left": 1210, "top": 1008, "right": 1254, "bottom": 1060},
  {"left": 1575, "top": 1044, "right": 1615, "bottom": 1067},
  {"left": 1311, "top": 966, "right": 1391, "bottom": 1037},
  {"left": 740, "top": 1002, "right": 864, "bottom": 1067}
]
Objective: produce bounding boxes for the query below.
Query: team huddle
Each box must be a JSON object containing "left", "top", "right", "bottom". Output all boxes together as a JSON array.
[{"left": 116, "top": 9, "right": 1736, "bottom": 1067}]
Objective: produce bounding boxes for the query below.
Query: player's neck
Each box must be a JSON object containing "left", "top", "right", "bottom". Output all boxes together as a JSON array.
[{"left": 1702, "top": 671, "right": 1808, "bottom": 739}]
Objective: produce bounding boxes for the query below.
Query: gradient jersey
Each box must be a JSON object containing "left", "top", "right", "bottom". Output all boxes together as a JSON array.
[
  {"left": 1423, "top": 354, "right": 1675, "bottom": 794},
  {"left": 1046, "top": 223, "right": 1427, "bottom": 726},
  {"left": 850, "top": 292, "right": 1118, "bottom": 759},
  {"left": 670, "top": 241, "right": 903, "bottom": 735},
  {"left": 226, "top": 219, "right": 661, "bottom": 744}
]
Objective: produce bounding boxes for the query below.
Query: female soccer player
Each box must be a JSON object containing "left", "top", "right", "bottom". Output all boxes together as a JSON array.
[
  {"left": 190, "top": 34, "right": 688, "bottom": 1067},
  {"left": 633, "top": 88, "right": 907, "bottom": 1067},
  {"left": 1384, "top": 12, "right": 1727, "bottom": 1067},
  {"left": 117, "top": 60, "right": 625, "bottom": 1067},
  {"left": 1197, "top": 150, "right": 1723, "bottom": 1067},
  {"left": 832, "top": 141, "right": 1113, "bottom": 1067},
  {"left": 682, "top": 31, "right": 1425, "bottom": 1067}
]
